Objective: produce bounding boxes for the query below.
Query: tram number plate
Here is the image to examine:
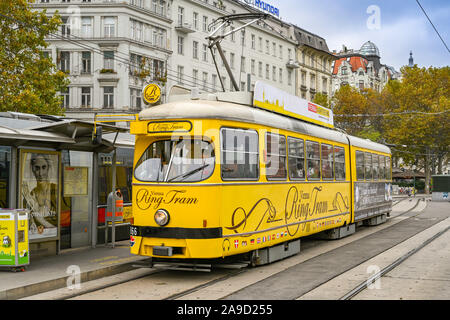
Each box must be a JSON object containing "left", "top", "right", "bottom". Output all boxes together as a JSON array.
[{"left": 153, "top": 246, "right": 173, "bottom": 256}]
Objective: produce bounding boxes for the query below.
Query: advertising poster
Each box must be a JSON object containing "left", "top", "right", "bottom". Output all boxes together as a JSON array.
[
  {"left": 20, "top": 151, "right": 60, "bottom": 241},
  {"left": 0, "top": 212, "right": 14, "bottom": 265},
  {"left": 354, "top": 182, "right": 392, "bottom": 221},
  {"left": 253, "top": 81, "right": 334, "bottom": 128},
  {"left": 63, "top": 166, "right": 88, "bottom": 196}
]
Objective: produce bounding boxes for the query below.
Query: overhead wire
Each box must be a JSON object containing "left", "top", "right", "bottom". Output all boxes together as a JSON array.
[
  {"left": 0, "top": 11, "right": 222, "bottom": 93},
  {"left": 334, "top": 109, "right": 450, "bottom": 117},
  {"left": 415, "top": 0, "right": 450, "bottom": 54}
]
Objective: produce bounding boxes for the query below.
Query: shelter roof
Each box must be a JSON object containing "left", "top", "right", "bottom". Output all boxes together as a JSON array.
[{"left": 0, "top": 114, "right": 131, "bottom": 152}]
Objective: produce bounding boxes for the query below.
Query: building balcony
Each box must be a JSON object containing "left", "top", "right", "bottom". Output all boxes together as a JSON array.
[
  {"left": 286, "top": 59, "right": 300, "bottom": 69},
  {"left": 98, "top": 69, "right": 119, "bottom": 82},
  {"left": 175, "top": 22, "right": 195, "bottom": 34}
]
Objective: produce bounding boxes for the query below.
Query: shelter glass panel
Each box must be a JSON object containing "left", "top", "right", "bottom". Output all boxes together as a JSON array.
[
  {"left": 20, "top": 150, "right": 60, "bottom": 242},
  {"left": 99, "top": 148, "right": 134, "bottom": 206},
  {"left": 0, "top": 147, "right": 10, "bottom": 208},
  {"left": 61, "top": 151, "right": 92, "bottom": 249}
]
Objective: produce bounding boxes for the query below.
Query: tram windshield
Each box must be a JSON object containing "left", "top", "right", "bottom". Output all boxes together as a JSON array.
[{"left": 134, "top": 139, "right": 215, "bottom": 182}]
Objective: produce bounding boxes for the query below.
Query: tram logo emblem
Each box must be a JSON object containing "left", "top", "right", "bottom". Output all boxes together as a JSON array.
[{"left": 142, "top": 83, "right": 161, "bottom": 105}]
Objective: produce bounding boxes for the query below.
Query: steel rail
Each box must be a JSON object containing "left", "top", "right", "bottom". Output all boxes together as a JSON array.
[{"left": 340, "top": 224, "right": 450, "bottom": 300}]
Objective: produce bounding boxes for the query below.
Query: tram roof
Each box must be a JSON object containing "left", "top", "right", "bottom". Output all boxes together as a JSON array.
[
  {"left": 347, "top": 135, "right": 390, "bottom": 154},
  {"left": 138, "top": 99, "right": 390, "bottom": 154}
]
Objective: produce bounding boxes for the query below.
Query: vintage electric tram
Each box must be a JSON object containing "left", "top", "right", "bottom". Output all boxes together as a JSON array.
[{"left": 129, "top": 82, "right": 392, "bottom": 267}]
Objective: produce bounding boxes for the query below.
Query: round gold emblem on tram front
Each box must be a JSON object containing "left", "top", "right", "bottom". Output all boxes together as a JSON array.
[{"left": 142, "top": 83, "right": 161, "bottom": 104}]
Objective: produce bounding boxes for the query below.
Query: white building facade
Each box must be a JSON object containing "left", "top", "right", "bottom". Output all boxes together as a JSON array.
[
  {"left": 293, "top": 26, "right": 335, "bottom": 101},
  {"left": 33, "top": 0, "right": 173, "bottom": 120},
  {"left": 169, "top": 0, "right": 298, "bottom": 95}
]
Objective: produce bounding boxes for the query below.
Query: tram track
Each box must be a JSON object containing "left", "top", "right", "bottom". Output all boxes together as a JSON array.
[
  {"left": 163, "top": 268, "right": 247, "bottom": 300},
  {"left": 24, "top": 197, "right": 434, "bottom": 300},
  {"left": 339, "top": 224, "right": 450, "bottom": 300},
  {"left": 389, "top": 196, "right": 426, "bottom": 219}
]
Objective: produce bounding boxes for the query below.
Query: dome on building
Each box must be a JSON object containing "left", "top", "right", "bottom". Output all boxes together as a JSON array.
[{"left": 359, "top": 41, "right": 380, "bottom": 57}]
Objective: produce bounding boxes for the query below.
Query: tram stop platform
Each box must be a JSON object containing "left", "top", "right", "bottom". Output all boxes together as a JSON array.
[{"left": 0, "top": 240, "right": 149, "bottom": 300}]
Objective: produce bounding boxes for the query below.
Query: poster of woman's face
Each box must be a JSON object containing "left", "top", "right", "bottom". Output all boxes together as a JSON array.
[{"left": 20, "top": 151, "right": 59, "bottom": 240}]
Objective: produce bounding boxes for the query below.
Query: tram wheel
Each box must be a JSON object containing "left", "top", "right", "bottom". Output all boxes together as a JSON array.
[{"left": 250, "top": 251, "right": 259, "bottom": 267}]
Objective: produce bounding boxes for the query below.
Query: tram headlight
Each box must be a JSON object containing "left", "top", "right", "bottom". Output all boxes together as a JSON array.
[{"left": 154, "top": 209, "right": 170, "bottom": 226}]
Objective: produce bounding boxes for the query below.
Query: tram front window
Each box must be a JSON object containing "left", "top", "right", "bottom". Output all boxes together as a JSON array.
[{"left": 134, "top": 139, "right": 215, "bottom": 182}]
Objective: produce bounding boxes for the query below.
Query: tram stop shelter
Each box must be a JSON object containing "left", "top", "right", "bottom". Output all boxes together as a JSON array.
[{"left": 0, "top": 112, "right": 133, "bottom": 259}]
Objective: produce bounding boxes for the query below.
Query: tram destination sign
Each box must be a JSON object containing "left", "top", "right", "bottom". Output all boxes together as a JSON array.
[
  {"left": 147, "top": 120, "right": 192, "bottom": 134},
  {"left": 253, "top": 81, "right": 334, "bottom": 128}
]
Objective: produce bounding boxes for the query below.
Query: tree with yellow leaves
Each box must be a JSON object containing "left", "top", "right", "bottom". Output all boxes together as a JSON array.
[
  {"left": 0, "top": 0, "right": 68, "bottom": 115},
  {"left": 331, "top": 85, "right": 383, "bottom": 140},
  {"left": 382, "top": 66, "right": 449, "bottom": 193}
]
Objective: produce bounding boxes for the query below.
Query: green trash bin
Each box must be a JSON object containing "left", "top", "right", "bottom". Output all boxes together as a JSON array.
[{"left": 0, "top": 209, "right": 30, "bottom": 271}]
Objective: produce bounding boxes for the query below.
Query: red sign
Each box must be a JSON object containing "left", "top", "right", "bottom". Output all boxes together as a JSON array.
[{"left": 308, "top": 102, "right": 317, "bottom": 113}]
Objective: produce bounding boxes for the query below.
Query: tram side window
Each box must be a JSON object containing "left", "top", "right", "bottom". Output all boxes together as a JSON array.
[
  {"left": 379, "top": 155, "right": 385, "bottom": 180},
  {"left": 386, "top": 156, "right": 392, "bottom": 180},
  {"left": 334, "top": 146, "right": 346, "bottom": 180},
  {"left": 321, "top": 143, "right": 334, "bottom": 180},
  {"left": 287, "top": 137, "right": 305, "bottom": 180},
  {"left": 265, "top": 133, "right": 287, "bottom": 180},
  {"left": 306, "top": 141, "right": 320, "bottom": 180},
  {"left": 356, "top": 151, "right": 364, "bottom": 180},
  {"left": 364, "top": 152, "right": 372, "bottom": 180},
  {"left": 372, "top": 154, "right": 379, "bottom": 181},
  {"left": 221, "top": 128, "right": 259, "bottom": 180}
]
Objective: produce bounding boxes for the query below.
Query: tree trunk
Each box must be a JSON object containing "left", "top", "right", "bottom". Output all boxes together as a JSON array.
[
  {"left": 437, "top": 154, "right": 443, "bottom": 174},
  {"left": 424, "top": 148, "right": 431, "bottom": 194}
]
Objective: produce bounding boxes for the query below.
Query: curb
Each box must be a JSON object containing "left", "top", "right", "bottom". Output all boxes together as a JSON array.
[{"left": 0, "top": 259, "right": 149, "bottom": 300}]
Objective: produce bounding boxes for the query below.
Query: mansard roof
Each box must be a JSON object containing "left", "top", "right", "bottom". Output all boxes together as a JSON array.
[
  {"left": 332, "top": 56, "right": 369, "bottom": 75},
  {"left": 293, "top": 26, "right": 335, "bottom": 57}
]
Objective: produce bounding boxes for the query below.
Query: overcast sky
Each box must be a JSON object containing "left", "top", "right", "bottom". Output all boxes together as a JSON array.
[{"left": 273, "top": 0, "right": 449, "bottom": 71}]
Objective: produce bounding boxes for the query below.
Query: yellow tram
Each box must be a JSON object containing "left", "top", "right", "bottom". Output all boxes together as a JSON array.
[{"left": 129, "top": 82, "right": 392, "bottom": 266}]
